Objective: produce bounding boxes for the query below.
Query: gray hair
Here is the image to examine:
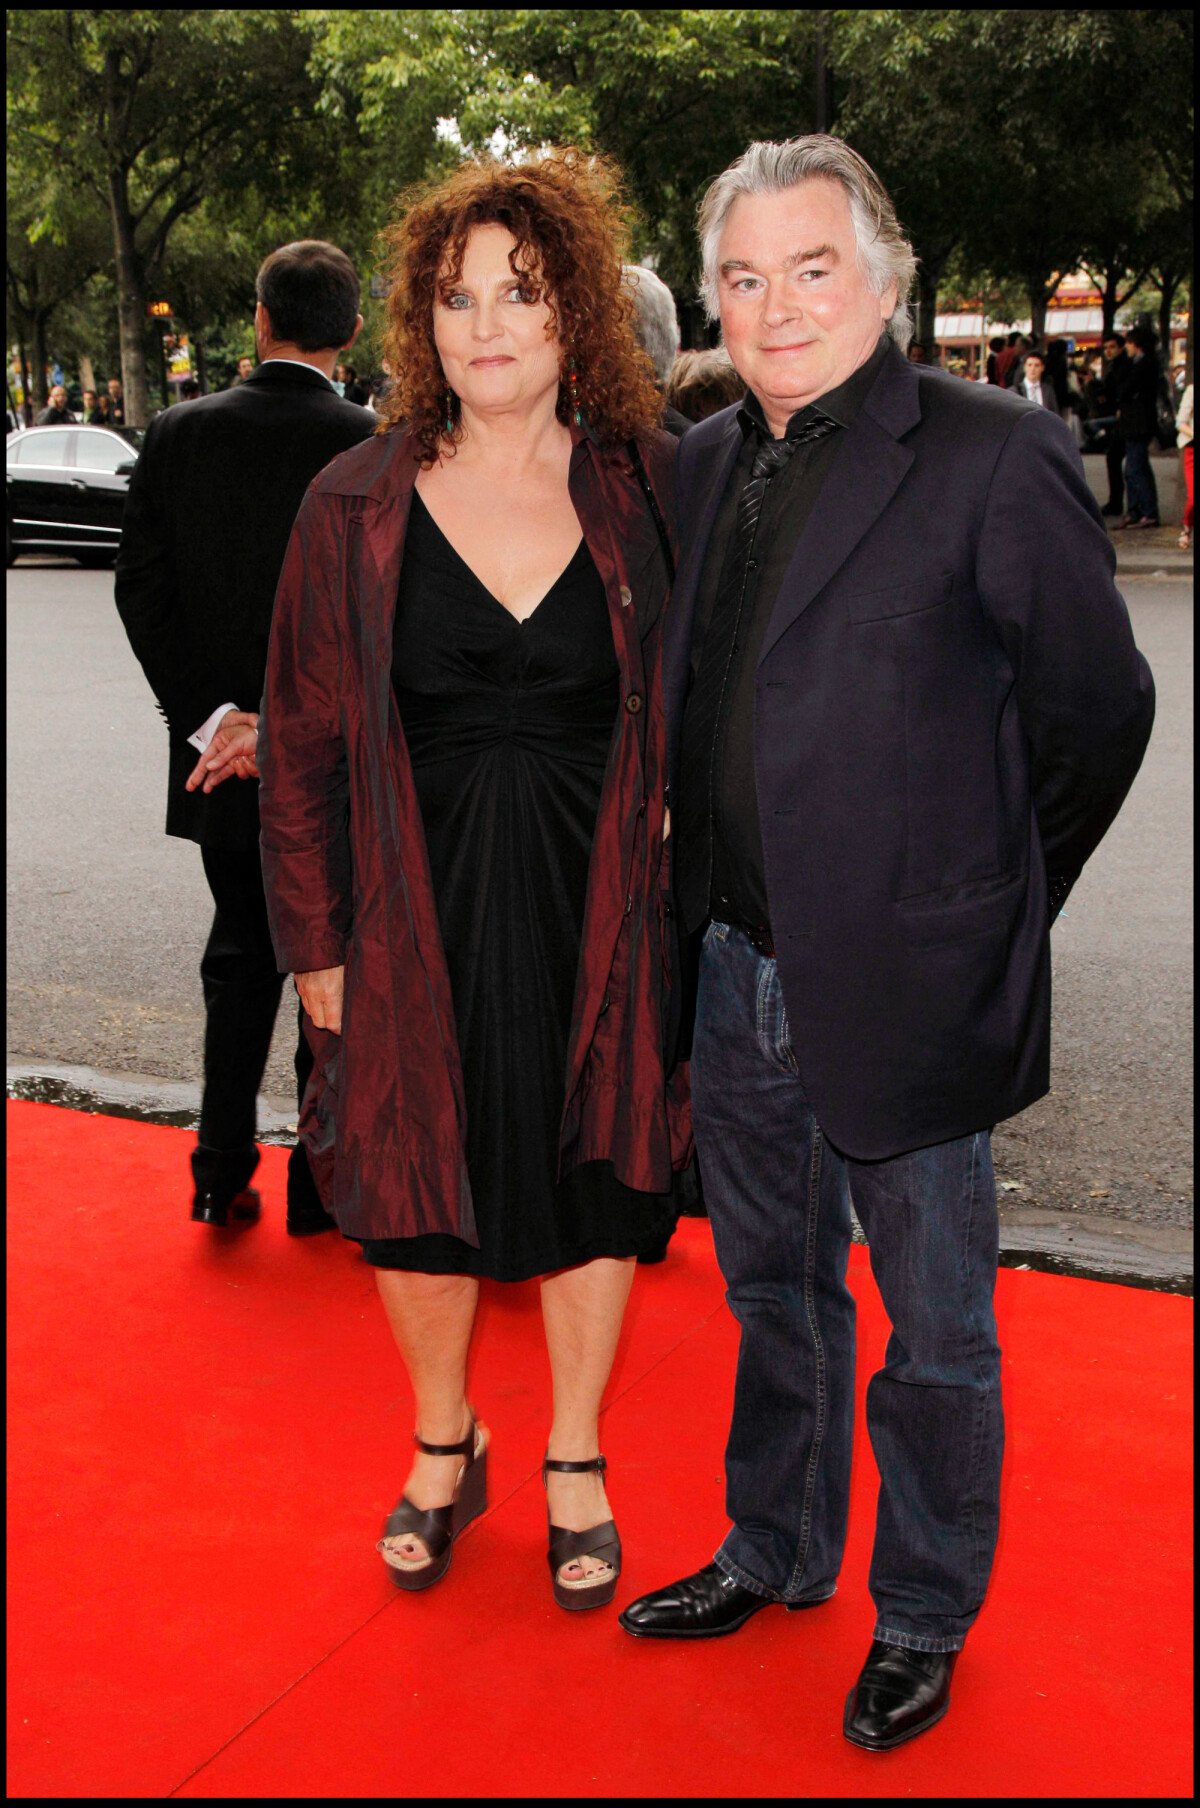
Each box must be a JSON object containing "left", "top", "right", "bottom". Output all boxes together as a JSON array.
[
  {"left": 698, "top": 135, "right": 916, "bottom": 351},
  {"left": 622, "top": 264, "right": 680, "bottom": 385}
]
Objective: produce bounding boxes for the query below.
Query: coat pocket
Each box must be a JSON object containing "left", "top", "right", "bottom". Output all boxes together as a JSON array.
[
  {"left": 844, "top": 571, "right": 954, "bottom": 623},
  {"left": 897, "top": 870, "right": 1027, "bottom": 946}
]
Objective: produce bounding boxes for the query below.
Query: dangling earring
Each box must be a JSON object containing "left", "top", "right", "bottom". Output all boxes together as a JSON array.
[
  {"left": 444, "top": 387, "right": 455, "bottom": 434},
  {"left": 567, "top": 361, "right": 582, "bottom": 426}
]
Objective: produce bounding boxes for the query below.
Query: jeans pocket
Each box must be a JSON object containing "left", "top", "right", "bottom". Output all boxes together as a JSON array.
[{"left": 755, "top": 960, "right": 798, "bottom": 1073}]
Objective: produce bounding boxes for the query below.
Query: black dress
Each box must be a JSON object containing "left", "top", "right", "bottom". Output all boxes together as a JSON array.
[{"left": 361, "top": 492, "right": 674, "bottom": 1280}]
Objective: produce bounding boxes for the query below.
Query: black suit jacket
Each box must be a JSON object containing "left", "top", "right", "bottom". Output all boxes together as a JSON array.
[
  {"left": 665, "top": 342, "right": 1155, "bottom": 1160},
  {"left": 115, "top": 362, "right": 375, "bottom": 847}
]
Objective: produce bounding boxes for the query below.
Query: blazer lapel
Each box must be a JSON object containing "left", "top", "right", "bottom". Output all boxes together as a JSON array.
[
  {"left": 758, "top": 350, "right": 921, "bottom": 664},
  {"left": 663, "top": 414, "right": 742, "bottom": 760}
]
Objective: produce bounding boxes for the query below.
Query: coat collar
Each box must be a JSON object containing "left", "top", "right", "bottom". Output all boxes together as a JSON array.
[{"left": 756, "top": 342, "right": 921, "bottom": 662}]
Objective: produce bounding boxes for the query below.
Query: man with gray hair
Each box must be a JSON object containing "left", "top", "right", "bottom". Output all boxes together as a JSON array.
[
  {"left": 623, "top": 263, "right": 692, "bottom": 438},
  {"left": 619, "top": 137, "right": 1154, "bottom": 1750}
]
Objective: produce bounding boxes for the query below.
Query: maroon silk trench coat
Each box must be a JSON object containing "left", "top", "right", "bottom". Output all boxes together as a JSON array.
[{"left": 258, "top": 422, "right": 690, "bottom": 1245}]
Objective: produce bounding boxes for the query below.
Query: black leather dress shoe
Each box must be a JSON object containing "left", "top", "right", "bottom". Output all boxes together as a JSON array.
[
  {"left": 285, "top": 1198, "right": 338, "bottom": 1237},
  {"left": 191, "top": 1187, "right": 261, "bottom": 1228},
  {"left": 620, "top": 1562, "right": 789, "bottom": 1639},
  {"left": 843, "top": 1640, "right": 958, "bottom": 1750}
]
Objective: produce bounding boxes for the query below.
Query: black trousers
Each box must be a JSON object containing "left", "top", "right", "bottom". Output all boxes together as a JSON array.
[
  {"left": 193, "top": 843, "right": 317, "bottom": 1207},
  {"left": 1105, "top": 433, "right": 1126, "bottom": 510}
]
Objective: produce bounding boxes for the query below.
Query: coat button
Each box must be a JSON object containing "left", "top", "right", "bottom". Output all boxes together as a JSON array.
[
  {"left": 619, "top": 584, "right": 632, "bottom": 607},
  {"left": 625, "top": 692, "right": 643, "bottom": 714}
]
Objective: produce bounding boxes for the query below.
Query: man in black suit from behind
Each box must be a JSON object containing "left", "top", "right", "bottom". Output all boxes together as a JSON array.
[
  {"left": 115, "top": 240, "right": 375, "bottom": 1233},
  {"left": 619, "top": 138, "right": 1154, "bottom": 1751}
]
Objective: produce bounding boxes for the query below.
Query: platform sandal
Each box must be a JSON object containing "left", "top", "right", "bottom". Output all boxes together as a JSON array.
[
  {"left": 543, "top": 1454, "right": 622, "bottom": 1611},
  {"left": 378, "top": 1418, "right": 488, "bottom": 1591}
]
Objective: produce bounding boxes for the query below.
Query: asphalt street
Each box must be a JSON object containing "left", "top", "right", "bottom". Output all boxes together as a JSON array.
[{"left": 6, "top": 555, "right": 1193, "bottom": 1276}]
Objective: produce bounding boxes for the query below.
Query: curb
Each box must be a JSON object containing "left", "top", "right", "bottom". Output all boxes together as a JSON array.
[{"left": 9, "top": 1062, "right": 1192, "bottom": 1296}]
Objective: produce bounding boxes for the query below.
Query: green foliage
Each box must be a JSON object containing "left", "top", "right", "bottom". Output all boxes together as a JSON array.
[{"left": 5, "top": 8, "right": 1193, "bottom": 384}]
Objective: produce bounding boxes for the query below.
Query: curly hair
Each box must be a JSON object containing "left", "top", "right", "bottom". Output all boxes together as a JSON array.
[{"left": 377, "top": 149, "right": 663, "bottom": 463}]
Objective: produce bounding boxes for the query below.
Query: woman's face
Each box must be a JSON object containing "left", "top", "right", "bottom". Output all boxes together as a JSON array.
[{"left": 432, "top": 223, "right": 562, "bottom": 422}]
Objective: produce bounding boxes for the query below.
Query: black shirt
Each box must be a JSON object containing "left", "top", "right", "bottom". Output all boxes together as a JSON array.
[{"left": 677, "top": 336, "right": 889, "bottom": 938}]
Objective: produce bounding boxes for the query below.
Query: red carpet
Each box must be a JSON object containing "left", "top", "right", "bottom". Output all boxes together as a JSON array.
[{"left": 6, "top": 1099, "right": 1193, "bottom": 1798}]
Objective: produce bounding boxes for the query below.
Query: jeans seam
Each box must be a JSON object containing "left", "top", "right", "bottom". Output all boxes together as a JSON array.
[
  {"left": 961, "top": 1132, "right": 990, "bottom": 1613},
  {"left": 786, "top": 1127, "right": 828, "bottom": 1595}
]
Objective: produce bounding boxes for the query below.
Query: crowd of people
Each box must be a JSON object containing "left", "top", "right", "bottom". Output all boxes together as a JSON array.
[{"left": 102, "top": 130, "right": 1159, "bottom": 1760}]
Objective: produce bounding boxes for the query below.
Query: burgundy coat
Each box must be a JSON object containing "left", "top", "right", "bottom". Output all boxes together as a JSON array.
[{"left": 258, "top": 422, "right": 690, "bottom": 1244}]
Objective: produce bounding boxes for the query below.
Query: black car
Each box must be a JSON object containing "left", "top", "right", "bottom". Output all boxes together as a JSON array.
[{"left": 6, "top": 424, "right": 143, "bottom": 567}]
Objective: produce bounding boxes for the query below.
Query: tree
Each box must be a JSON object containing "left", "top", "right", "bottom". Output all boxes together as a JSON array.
[
  {"left": 7, "top": 10, "right": 325, "bottom": 425},
  {"left": 7, "top": 148, "right": 109, "bottom": 415}
]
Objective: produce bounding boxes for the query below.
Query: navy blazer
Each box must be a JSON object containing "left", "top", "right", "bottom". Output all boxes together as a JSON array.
[{"left": 665, "top": 342, "right": 1155, "bottom": 1161}]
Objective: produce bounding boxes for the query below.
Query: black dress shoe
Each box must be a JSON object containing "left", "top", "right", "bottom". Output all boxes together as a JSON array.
[
  {"left": 286, "top": 1198, "right": 339, "bottom": 1237},
  {"left": 620, "top": 1561, "right": 795, "bottom": 1639},
  {"left": 843, "top": 1640, "right": 958, "bottom": 1750},
  {"left": 191, "top": 1187, "right": 261, "bottom": 1228}
]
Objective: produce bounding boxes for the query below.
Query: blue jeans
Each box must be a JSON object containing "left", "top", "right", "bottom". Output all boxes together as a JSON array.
[
  {"left": 692, "top": 924, "right": 1004, "bottom": 1652},
  {"left": 1123, "top": 435, "right": 1159, "bottom": 521}
]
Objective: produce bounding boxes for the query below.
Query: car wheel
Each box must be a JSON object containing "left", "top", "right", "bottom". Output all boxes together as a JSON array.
[{"left": 75, "top": 549, "right": 118, "bottom": 569}]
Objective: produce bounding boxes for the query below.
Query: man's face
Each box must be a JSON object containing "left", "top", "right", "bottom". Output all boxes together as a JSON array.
[
  {"left": 715, "top": 178, "right": 895, "bottom": 429},
  {"left": 238, "top": 357, "right": 254, "bottom": 379},
  {"left": 1103, "top": 340, "right": 1120, "bottom": 362},
  {"left": 48, "top": 386, "right": 67, "bottom": 409},
  {"left": 82, "top": 391, "right": 96, "bottom": 410},
  {"left": 107, "top": 378, "right": 122, "bottom": 398},
  {"left": 1024, "top": 356, "right": 1045, "bottom": 384}
]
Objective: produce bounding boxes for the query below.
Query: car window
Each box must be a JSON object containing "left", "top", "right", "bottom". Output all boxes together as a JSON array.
[
  {"left": 75, "top": 433, "right": 135, "bottom": 473},
  {"left": 11, "top": 433, "right": 72, "bottom": 468}
]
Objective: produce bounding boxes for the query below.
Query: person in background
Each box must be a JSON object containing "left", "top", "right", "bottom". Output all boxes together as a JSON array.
[
  {"left": 230, "top": 355, "right": 255, "bottom": 387},
  {"left": 179, "top": 379, "right": 202, "bottom": 401},
  {"left": 665, "top": 347, "right": 744, "bottom": 424},
  {"left": 622, "top": 264, "right": 691, "bottom": 438},
  {"left": 1114, "top": 324, "right": 1161, "bottom": 529},
  {"left": 1015, "top": 350, "right": 1055, "bottom": 410},
  {"left": 106, "top": 377, "right": 126, "bottom": 425},
  {"left": 79, "top": 388, "right": 100, "bottom": 423},
  {"left": 1176, "top": 380, "right": 1192, "bottom": 551},
  {"left": 334, "top": 362, "right": 370, "bottom": 404},
  {"left": 991, "top": 332, "right": 1020, "bottom": 389},
  {"left": 35, "top": 384, "right": 76, "bottom": 425},
  {"left": 906, "top": 341, "right": 927, "bottom": 364},
  {"left": 985, "top": 336, "right": 1007, "bottom": 385},
  {"left": 114, "top": 239, "right": 374, "bottom": 1237},
  {"left": 1099, "top": 332, "right": 1131, "bottom": 516}
]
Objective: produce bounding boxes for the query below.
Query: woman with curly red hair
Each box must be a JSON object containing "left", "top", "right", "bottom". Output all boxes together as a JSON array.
[{"left": 257, "top": 150, "right": 688, "bottom": 1609}]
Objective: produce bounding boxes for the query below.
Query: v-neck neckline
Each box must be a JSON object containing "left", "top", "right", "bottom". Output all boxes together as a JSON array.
[{"left": 411, "top": 491, "right": 587, "bottom": 627}]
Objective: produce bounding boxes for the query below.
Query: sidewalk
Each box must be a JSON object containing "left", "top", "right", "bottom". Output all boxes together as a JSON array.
[{"left": 1082, "top": 449, "right": 1193, "bottom": 577}]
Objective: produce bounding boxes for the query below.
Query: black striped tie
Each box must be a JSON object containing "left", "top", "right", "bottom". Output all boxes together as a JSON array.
[{"left": 676, "top": 407, "right": 838, "bottom": 930}]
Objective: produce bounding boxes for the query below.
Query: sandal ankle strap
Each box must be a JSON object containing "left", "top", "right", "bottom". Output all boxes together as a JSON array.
[
  {"left": 543, "top": 1453, "right": 607, "bottom": 1483},
  {"left": 415, "top": 1417, "right": 476, "bottom": 1458}
]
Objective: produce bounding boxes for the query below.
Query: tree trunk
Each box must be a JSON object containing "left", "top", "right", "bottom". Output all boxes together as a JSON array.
[
  {"left": 33, "top": 313, "right": 51, "bottom": 411},
  {"left": 1028, "top": 287, "right": 1048, "bottom": 345},
  {"left": 107, "top": 166, "right": 151, "bottom": 428},
  {"left": 1100, "top": 266, "right": 1120, "bottom": 339},
  {"left": 1157, "top": 271, "right": 1179, "bottom": 367},
  {"left": 915, "top": 261, "right": 940, "bottom": 353}
]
